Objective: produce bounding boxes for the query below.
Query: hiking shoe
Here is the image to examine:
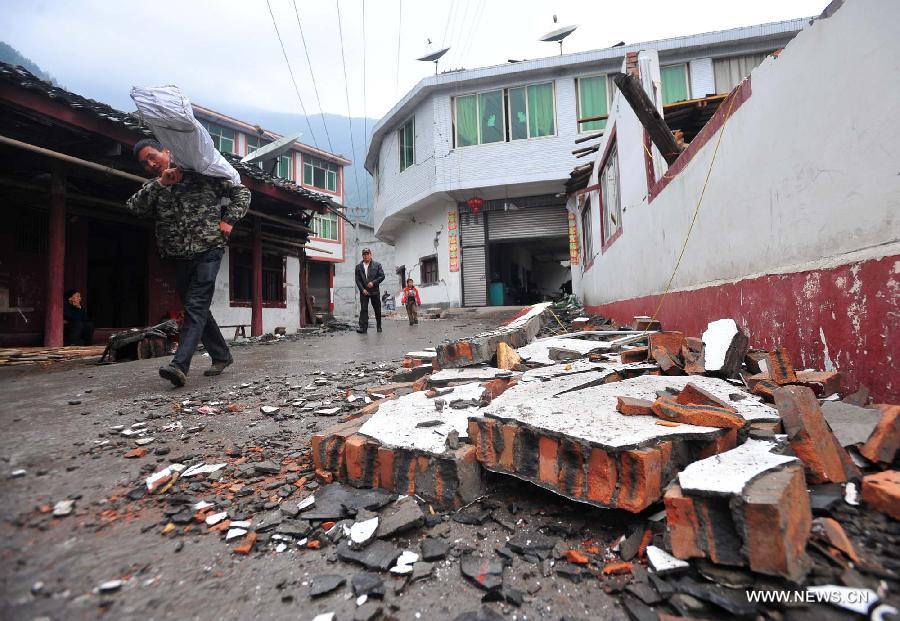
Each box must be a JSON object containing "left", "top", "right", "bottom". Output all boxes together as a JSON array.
[
  {"left": 159, "top": 363, "right": 186, "bottom": 387},
  {"left": 377, "top": 326, "right": 383, "bottom": 332},
  {"left": 203, "top": 358, "right": 233, "bottom": 377}
]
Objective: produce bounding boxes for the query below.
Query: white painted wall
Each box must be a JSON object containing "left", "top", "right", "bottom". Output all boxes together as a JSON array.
[
  {"left": 575, "top": 0, "right": 900, "bottom": 305},
  {"left": 389, "top": 201, "right": 461, "bottom": 307},
  {"left": 210, "top": 249, "right": 301, "bottom": 335}
]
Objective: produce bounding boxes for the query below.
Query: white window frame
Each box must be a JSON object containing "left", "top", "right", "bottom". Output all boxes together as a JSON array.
[
  {"left": 660, "top": 63, "right": 691, "bottom": 104},
  {"left": 312, "top": 211, "right": 339, "bottom": 241},
  {"left": 506, "top": 80, "right": 558, "bottom": 141},
  {"left": 600, "top": 142, "right": 622, "bottom": 245},
  {"left": 398, "top": 117, "right": 415, "bottom": 171},
  {"left": 575, "top": 74, "right": 611, "bottom": 134}
]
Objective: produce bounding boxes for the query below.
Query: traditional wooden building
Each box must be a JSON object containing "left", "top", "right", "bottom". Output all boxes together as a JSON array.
[{"left": 0, "top": 62, "right": 345, "bottom": 347}]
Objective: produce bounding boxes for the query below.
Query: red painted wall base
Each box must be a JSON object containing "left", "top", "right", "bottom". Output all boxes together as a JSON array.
[{"left": 584, "top": 254, "right": 899, "bottom": 403}]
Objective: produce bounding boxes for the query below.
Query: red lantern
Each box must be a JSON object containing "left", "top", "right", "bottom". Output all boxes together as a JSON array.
[{"left": 467, "top": 197, "right": 484, "bottom": 215}]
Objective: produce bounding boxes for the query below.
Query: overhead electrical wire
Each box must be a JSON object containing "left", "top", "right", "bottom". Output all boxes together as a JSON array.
[
  {"left": 264, "top": 0, "right": 320, "bottom": 151},
  {"left": 458, "top": 0, "right": 486, "bottom": 67},
  {"left": 361, "top": 0, "right": 371, "bottom": 218},
  {"left": 335, "top": 0, "right": 364, "bottom": 215},
  {"left": 291, "top": 0, "right": 336, "bottom": 155},
  {"left": 395, "top": 0, "right": 403, "bottom": 98},
  {"left": 441, "top": 0, "right": 457, "bottom": 49}
]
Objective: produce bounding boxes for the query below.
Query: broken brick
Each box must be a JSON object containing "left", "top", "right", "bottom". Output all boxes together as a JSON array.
[
  {"left": 602, "top": 561, "right": 633, "bottom": 575},
  {"left": 233, "top": 531, "right": 257, "bottom": 555},
  {"left": 859, "top": 405, "right": 899, "bottom": 464},
  {"left": 652, "top": 395, "right": 745, "bottom": 429},
  {"left": 616, "top": 396, "right": 654, "bottom": 416},
  {"left": 812, "top": 517, "right": 859, "bottom": 563},
  {"left": 651, "top": 346, "right": 685, "bottom": 376},
  {"left": 124, "top": 448, "right": 148, "bottom": 459},
  {"left": 774, "top": 386, "right": 859, "bottom": 484},
  {"left": 315, "top": 468, "right": 334, "bottom": 484},
  {"left": 744, "top": 350, "right": 769, "bottom": 374},
  {"left": 619, "top": 347, "right": 649, "bottom": 364},
  {"left": 680, "top": 344, "right": 706, "bottom": 375},
  {"left": 566, "top": 549, "right": 590, "bottom": 564},
  {"left": 675, "top": 383, "right": 737, "bottom": 413},
  {"left": 496, "top": 342, "right": 523, "bottom": 370},
  {"left": 649, "top": 331, "right": 686, "bottom": 358},
  {"left": 741, "top": 464, "right": 811, "bottom": 581},
  {"left": 751, "top": 380, "right": 779, "bottom": 403},
  {"left": 482, "top": 377, "right": 515, "bottom": 400},
  {"left": 617, "top": 444, "right": 667, "bottom": 513},
  {"left": 792, "top": 371, "right": 841, "bottom": 397},
  {"left": 861, "top": 470, "right": 900, "bottom": 520},
  {"left": 766, "top": 348, "right": 797, "bottom": 385}
]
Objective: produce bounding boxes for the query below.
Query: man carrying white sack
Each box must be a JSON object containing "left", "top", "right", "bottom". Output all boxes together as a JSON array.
[{"left": 125, "top": 86, "right": 250, "bottom": 387}]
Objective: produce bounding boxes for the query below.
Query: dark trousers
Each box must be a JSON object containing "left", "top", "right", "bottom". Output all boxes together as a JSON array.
[
  {"left": 358, "top": 291, "right": 382, "bottom": 331},
  {"left": 172, "top": 247, "right": 231, "bottom": 373},
  {"left": 406, "top": 302, "right": 418, "bottom": 325},
  {"left": 64, "top": 320, "right": 94, "bottom": 346}
]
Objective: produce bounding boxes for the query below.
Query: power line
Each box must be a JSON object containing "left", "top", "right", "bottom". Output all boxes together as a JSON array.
[
  {"left": 459, "top": 0, "right": 486, "bottom": 67},
  {"left": 441, "top": 0, "right": 457, "bottom": 48},
  {"left": 395, "top": 0, "right": 403, "bottom": 98},
  {"left": 335, "top": 0, "right": 364, "bottom": 214},
  {"left": 291, "top": 0, "right": 336, "bottom": 155},
  {"left": 265, "top": 0, "right": 320, "bottom": 151},
  {"left": 362, "top": 0, "right": 371, "bottom": 218}
]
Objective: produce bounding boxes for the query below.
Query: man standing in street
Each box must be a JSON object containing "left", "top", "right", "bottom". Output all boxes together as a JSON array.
[
  {"left": 355, "top": 248, "right": 385, "bottom": 333},
  {"left": 126, "top": 138, "right": 251, "bottom": 387}
]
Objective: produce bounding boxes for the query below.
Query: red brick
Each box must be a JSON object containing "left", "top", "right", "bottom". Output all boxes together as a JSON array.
[
  {"left": 474, "top": 419, "right": 498, "bottom": 466},
  {"left": 566, "top": 549, "right": 590, "bottom": 564},
  {"left": 792, "top": 371, "right": 841, "bottom": 397},
  {"left": 343, "top": 435, "right": 368, "bottom": 484},
  {"left": 767, "top": 348, "right": 798, "bottom": 385},
  {"left": 124, "top": 448, "right": 148, "bottom": 459},
  {"left": 859, "top": 405, "right": 899, "bottom": 464},
  {"left": 681, "top": 344, "right": 706, "bottom": 375},
  {"left": 233, "top": 531, "right": 257, "bottom": 555},
  {"left": 602, "top": 561, "right": 633, "bottom": 575},
  {"left": 861, "top": 470, "right": 900, "bottom": 520},
  {"left": 441, "top": 341, "right": 474, "bottom": 364},
  {"left": 619, "top": 347, "right": 649, "bottom": 363},
  {"left": 411, "top": 376, "right": 430, "bottom": 391},
  {"left": 813, "top": 517, "right": 859, "bottom": 563},
  {"left": 676, "top": 383, "right": 737, "bottom": 413},
  {"left": 618, "top": 445, "right": 665, "bottom": 512},
  {"left": 742, "top": 464, "right": 811, "bottom": 580},
  {"left": 482, "top": 377, "right": 515, "bottom": 400},
  {"left": 751, "top": 379, "right": 779, "bottom": 403},
  {"left": 652, "top": 395, "right": 745, "bottom": 430},
  {"left": 376, "top": 446, "right": 395, "bottom": 491},
  {"left": 697, "top": 428, "right": 738, "bottom": 459},
  {"left": 651, "top": 346, "right": 685, "bottom": 376},
  {"left": 775, "top": 386, "right": 859, "bottom": 484},
  {"left": 315, "top": 468, "right": 334, "bottom": 484},
  {"left": 649, "top": 331, "right": 686, "bottom": 358},
  {"left": 498, "top": 423, "right": 518, "bottom": 470},
  {"left": 616, "top": 396, "right": 654, "bottom": 416},
  {"left": 538, "top": 436, "right": 559, "bottom": 485},
  {"left": 402, "top": 357, "right": 424, "bottom": 368},
  {"left": 557, "top": 439, "right": 585, "bottom": 498},
  {"left": 587, "top": 447, "right": 616, "bottom": 504}
]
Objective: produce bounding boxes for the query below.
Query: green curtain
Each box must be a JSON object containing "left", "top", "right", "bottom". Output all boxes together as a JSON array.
[
  {"left": 456, "top": 95, "right": 478, "bottom": 147},
  {"left": 578, "top": 76, "right": 607, "bottom": 132},
  {"left": 479, "top": 90, "right": 504, "bottom": 144},
  {"left": 508, "top": 87, "right": 527, "bottom": 140},
  {"left": 527, "top": 83, "right": 555, "bottom": 137},
  {"left": 661, "top": 65, "right": 689, "bottom": 104},
  {"left": 402, "top": 121, "right": 415, "bottom": 169}
]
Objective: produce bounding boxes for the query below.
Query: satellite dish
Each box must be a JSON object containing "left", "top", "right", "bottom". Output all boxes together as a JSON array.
[
  {"left": 417, "top": 47, "right": 450, "bottom": 74},
  {"left": 241, "top": 131, "right": 302, "bottom": 165},
  {"left": 540, "top": 24, "right": 578, "bottom": 54}
]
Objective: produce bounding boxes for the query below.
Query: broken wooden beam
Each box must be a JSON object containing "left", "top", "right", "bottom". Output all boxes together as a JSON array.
[{"left": 611, "top": 72, "right": 684, "bottom": 165}]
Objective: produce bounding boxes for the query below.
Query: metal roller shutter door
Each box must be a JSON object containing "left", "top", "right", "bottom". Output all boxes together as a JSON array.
[
  {"left": 487, "top": 205, "right": 569, "bottom": 241},
  {"left": 459, "top": 210, "right": 487, "bottom": 306}
]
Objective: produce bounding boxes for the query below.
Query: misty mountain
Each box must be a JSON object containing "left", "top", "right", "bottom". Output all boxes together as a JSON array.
[
  {"left": 224, "top": 105, "right": 378, "bottom": 224},
  {"left": 0, "top": 41, "right": 58, "bottom": 85}
]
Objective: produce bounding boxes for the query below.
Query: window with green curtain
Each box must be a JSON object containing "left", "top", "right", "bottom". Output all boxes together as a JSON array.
[
  {"left": 508, "top": 87, "right": 528, "bottom": 141},
  {"left": 277, "top": 154, "right": 292, "bottom": 180},
  {"left": 661, "top": 65, "right": 689, "bottom": 104},
  {"left": 478, "top": 90, "right": 504, "bottom": 144},
  {"left": 526, "top": 83, "right": 555, "bottom": 137},
  {"left": 303, "top": 155, "right": 338, "bottom": 191},
  {"left": 399, "top": 118, "right": 415, "bottom": 170},
  {"left": 577, "top": 76, "right": 607, "bottom": 132},
  {"left": 455, "top": 95, "right": 478, "bottom": 147}
]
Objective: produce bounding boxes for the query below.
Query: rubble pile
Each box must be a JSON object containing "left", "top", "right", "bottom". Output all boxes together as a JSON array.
[
  {"left": 10, "top": 303, "right": 897, "bottom": 619},
  {"left": 308, "top": 304, "right": 899, "bottom": 617}
]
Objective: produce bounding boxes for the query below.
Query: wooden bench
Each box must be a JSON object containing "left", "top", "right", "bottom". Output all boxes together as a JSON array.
[{"left": 218, "top": 324, "right": 249, "bottom": 341}]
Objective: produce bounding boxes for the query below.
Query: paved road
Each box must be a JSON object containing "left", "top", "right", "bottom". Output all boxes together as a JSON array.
[{"left": 0, "top": 310, "right": 626, "bottom": 621}]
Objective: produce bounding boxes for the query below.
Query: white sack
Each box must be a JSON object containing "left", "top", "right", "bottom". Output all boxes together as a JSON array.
[{"left": 130, "top": 85, "right": 241, "bottom": 185}]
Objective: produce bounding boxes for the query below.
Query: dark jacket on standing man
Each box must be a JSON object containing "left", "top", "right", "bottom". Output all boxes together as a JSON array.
[{"left": 355, "top": 260, "right": 385, "bottom": 293}]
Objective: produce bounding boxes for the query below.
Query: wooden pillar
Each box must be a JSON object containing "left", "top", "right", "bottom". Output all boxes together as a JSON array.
[
  {"left": 251, "top": 216, "right": 263, "bottom": 336},
  {"left": 44, "top": 165, "right": 66, "bottom": 347},
  {"left": 298, "top": 252, "right": 308, "bottom": 328}
]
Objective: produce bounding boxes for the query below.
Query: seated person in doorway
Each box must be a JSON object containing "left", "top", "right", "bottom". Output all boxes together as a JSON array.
[
  {"left": 400, "top": 278, "right": 421, "bottom": 326},
  {"left": 63, "top": 289, "right": 94, "bottom": 346}
]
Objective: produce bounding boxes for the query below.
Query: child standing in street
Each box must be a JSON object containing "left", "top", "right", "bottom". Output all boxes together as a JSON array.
[{"left": 401, "top": 278, "right": 422, "bottom": 326}]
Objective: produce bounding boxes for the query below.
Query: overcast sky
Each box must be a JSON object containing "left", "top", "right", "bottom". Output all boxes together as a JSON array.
[{"left": 3, "top": 0, "right": 827, "bottom": 121}]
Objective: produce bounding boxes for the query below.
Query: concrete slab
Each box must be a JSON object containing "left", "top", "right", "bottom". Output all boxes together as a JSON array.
[
  {"left": 430, "top": 367, "right": 520, "bottom": 384},
  {"left": 516, "top": 337, "right": 612, "bottom": 365},
  {"left": 821, "top": 401, "right": 881, "bottom": 447},
  {"left": 677, "top": 439, "right": 797, "bottom": 496},
  {"left": 359, "top": 383, "right": 485, "bottom": 455},
  {"left": 520, "top": 360, "right": 622, "bottom": 382},
  {"left": 482, "top": 374, "right": 778, "bottom": 452}
]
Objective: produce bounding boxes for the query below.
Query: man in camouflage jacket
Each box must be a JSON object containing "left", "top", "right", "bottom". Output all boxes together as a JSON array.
[{"left": 126, "top": 138, "right": 251, "bottom": 386}]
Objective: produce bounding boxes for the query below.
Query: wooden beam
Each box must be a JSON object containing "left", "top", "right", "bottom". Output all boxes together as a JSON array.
[
  {"left": 249, "top": 209, "right": 314, "bottom": 234},
  {"left": 612, "top": 72, "right": 683, "bottom": 165},
  {"left": 574, "top": 131, "right": 604, "bottom": 145}
]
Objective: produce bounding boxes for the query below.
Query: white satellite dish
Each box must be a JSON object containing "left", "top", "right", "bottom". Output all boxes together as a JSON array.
[
  {"left": 241, "top": 131, "right": 303, "bottom": 165},
  {"left": 417, "top": 47, "right": 450, "bottom": 75},
  {"left": 540, "top": 24, "right": 578, "bottom": 55}
]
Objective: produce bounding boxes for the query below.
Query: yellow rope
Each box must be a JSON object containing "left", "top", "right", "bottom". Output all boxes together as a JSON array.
[
  {"left": 650, "top": 89, "right": 740, "bottom": 323},
  {"left": 546, "top": 306, "right": 569, "bottom": 334}
]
